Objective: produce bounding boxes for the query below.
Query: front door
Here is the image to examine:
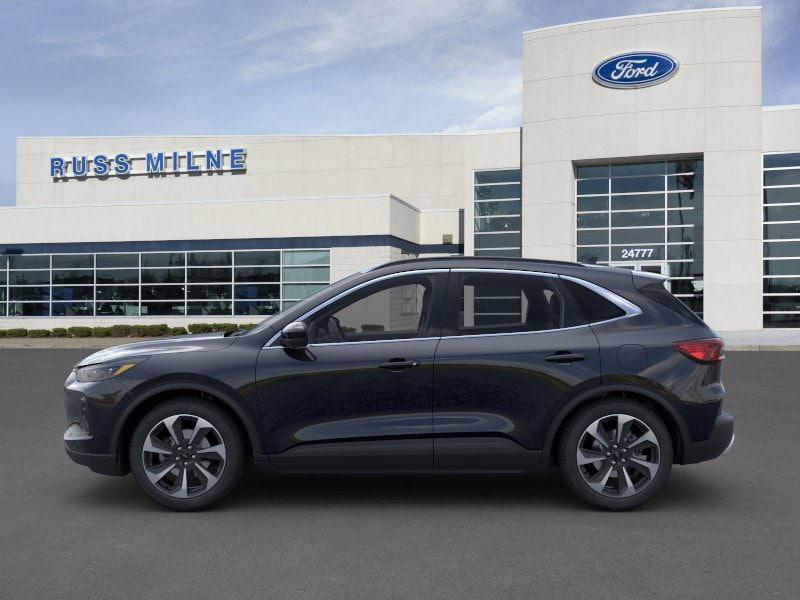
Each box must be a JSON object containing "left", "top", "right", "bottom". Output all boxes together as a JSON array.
[
  {"left": 255, "top": 271, "right": 446, "bottom": 471},
  {"left": 432, "top": 270, "right": 602, "bottom": 471}
]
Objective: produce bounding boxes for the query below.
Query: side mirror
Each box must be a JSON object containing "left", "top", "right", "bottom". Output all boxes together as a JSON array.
[{"left": 279, "top": 321, "right": 308, "bottom": 349}]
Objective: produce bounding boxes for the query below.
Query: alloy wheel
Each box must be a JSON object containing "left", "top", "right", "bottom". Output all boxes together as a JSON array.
[
  {"left": 576, "top": 413, "right": 660, "bottom": 498},
  {"left": 141, "top": 414, "right": 227, "bottom": 498}
]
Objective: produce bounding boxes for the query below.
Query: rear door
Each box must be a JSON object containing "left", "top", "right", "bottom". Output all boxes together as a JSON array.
[{"left": 432, "top": 269, "right": 602, "bottom": 470}]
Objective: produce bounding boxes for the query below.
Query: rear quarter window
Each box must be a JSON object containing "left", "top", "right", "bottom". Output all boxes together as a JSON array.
[
  {"left": 637, "top": 280, "right": 705, "bottom": 325},
  {"left": 561, "top": 280, "right": 626, "bottom": 323}
]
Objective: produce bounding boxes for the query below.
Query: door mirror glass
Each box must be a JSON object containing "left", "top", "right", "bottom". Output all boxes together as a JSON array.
[{"left": 279, "top": 321, "right": 308, "bottom": 349}]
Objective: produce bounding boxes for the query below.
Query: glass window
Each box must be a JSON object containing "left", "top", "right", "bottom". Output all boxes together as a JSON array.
[
  {"left": 52, "top": 254, "right": 93, "bottom": 269},
  {"left": 611, "top": 194, "right": 663, "bottom": 211},
  {"left": 763, "top": 296, "right": 800, "bottom": 312},
  {"left": 9, "top": 271, "right": 49, "bottom": 285},
  {"left": 282, "top": 266, "right": 330, "bottom": 282},
  {"left": 611, "top": 162, "right": 664, "bottom": 177},
  {"left": 52, "top": 270, "right": 93, "bottom": 285},
  {"left": 96, "top": 302, "right": 138, "bottom": 316},
  {"left": 142, "top": 268, "right": 185, "bottom": 284},
  {"left": 234, "top": 251, "right": 279, "bottom": 266},
  {"left": 577, "top": 247, "right": 609, "bottom": 263},
  {"left": 232, "top": 267, "right": 278, "bottom": 283},
  {"left": 577, "top": 230, "right": 608, "bottom": 246},
  {"left": 668, "top": 209, "right": 699, "bottom": 226},
  {"left": 577, "top": 213, "right": 609, "bottom": 229},
  {"left": 764, "top": 153, "right": 800, "bottom": 168},
  {"left": 235, "top": 301, "right": 280, "bottom": 316},
  {"left": 96, "top": 286, "right": 138, "bottom": 301},
  {"left": 611, "top": 228, "right": 664, "bottom": 244},
  {"left": 53, "top": 286, "right": 94, "bottom": 301},
  {"left": 141, "top": 253, "right": 185, "bottom": 268},
  {"left": 10, "top": 287, "right": 50, "bottom": 301},
  {"left": 234, "top": 284, "right": 280, "bottom": 300},
  {"left": 188, "top": 251, "right": 231, "bottom": 266},
  {"left": 667, "top": 160, "right": 701, "bottom": 174},
  {"left": 763, "top": 314, "right": 800, "bottom": 328},
  {"left": 765, "top": 205, "right": 800, "bottom": 223},
  {"left": 96, "top": 269, "right": 138, "bottom": 284},
  {"left": 96, "top": 254, "right": 138, "bottom": 268},
  {"left": 577, "top": 197, "right": 608, "bottom": 212},
  {"left": 187, "top": 268, "right": 231, "bottom": 283},
  {"left": 474, "top": 184, "right": 521, "bottom": 200},
  {"left": 474, "top": 217, "right": 521, "bottom": 233},
  {"left": 283, "top": 283, "right": 327, "bottom": 300},
  {"left": 141, "top": 285, "right": 185, "bottom": 300},
  {"left": 474, "top": 232, "right": 521, "bottom": 249},
  {"left": 764, "top": 170, "right": 800, "bottom": 187},
  {"left": 455, "top": 272, "right": 581, "bottom": 334},
  {"left": 764, "top": 223, "right": 800, "bottom": 240},
  {"left": 576, "top": 165, "right": 609, "bottom": 178},
  {"left": 8, "top": 302, "right": 49, "bottom": 316},
  {"left": 310, "top": 278, "right": 432, "bottom": 343},
  {"left": 9, "top": 255, "right": 48, "bottom": 269},
  {"left": 283, "top": 250, "right": 329, "bottom": 266},
  {"left": 0, "top": 271, "right": 5, "bottom": 285},
  {"left": 764, "top": 259, "right": 800, "bottom": 276},
  {"left": 474, "top": 200, "right": 521, "bottom": 216},
  {"left": 187, "top": 302, "right": 232, "bottom": 315},
  {"left": 667, "top": 227, "right": 694, "bottom": 243},
  {"left": 763, "top": 278, "right": 800, "bottom": 294},
  {"left": 562, "top": 280, "right": 625, "bottom": 323},
  {"left": 474, "top": 170, "right": 520, "bottom": 184},
  {"left": 611, "top": 211, "right": 664, "bottom": 228},
  {"left": 667, "top": 191, "right": 701, "bottom": 209},
  {"left": 763, "top": 188, "right": 800, "bottom": 204},
  {"left": 667, "top": 244, "right": 694, "bottom": 261},
  {"left": 141, "top": 302, "right": 185, "bottom": 316},
  {"left": 187, "top": 285, "right": 232, "bottom": 300},
  {"left": 577, "top": 179, "right": 608, "bottom": 195},
  {"left": 52, "top": 302, "right": 94, "bottom": 317},
  {"left": 473, "top": 248, "right": 522, "bottom": 258},
  {"left": 611, "top": 176, "right": 664, "bottom": 194},
  {"left": 611, "top": 245, "right": 665, "bottom": 261},
  {"left": 667, "top": 174, "right": 699, "bottom": 191}
]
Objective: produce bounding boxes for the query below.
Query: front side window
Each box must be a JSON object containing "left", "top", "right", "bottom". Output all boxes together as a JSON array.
[
  {"left": 309, "top": 276, "right": 434, "bottom": 344},
  {"left": 454, "top": 272, "right": 583, "bottom": 335}
]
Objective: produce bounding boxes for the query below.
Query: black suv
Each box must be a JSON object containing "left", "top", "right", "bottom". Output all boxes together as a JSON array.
[{"left": 63, "top": 257, "right": 733, "bottom": 510}]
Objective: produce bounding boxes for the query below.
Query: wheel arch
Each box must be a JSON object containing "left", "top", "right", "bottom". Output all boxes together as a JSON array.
[
  {"left": 112, "top": 379, "right": 262, "bottom": 474},
  {"left": 543, "top": 384, "right": 689, "bottom": 466}
]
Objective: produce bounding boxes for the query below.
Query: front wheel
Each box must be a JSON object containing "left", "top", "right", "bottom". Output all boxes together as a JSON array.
[
  {"left": 558, "top": 398, "right": 673, "bottom": 510},
  {"left": 130, "top": 398, "right": 245, "bottom": 511}
]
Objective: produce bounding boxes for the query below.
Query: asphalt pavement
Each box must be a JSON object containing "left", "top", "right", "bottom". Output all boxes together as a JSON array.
[{"left": 0, "top": 349, "right": 797, "bottom": 599}]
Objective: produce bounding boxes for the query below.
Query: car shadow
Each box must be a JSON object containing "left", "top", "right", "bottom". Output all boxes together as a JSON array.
[{"left": 65, "top": 465, "right": 727, "bottom": 513}]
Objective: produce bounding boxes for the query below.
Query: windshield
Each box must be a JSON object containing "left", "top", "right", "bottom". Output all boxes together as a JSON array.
[{"left": 244, "top": 270, "right": 366, "bottom": 336}]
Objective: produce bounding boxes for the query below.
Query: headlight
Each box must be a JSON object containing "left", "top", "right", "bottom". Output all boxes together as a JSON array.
[{"left": 75, "top": 359, "right": 146, "bottom": 383}]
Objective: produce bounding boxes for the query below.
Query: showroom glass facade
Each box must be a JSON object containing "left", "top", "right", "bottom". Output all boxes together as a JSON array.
[
  {"left": 575, "top": 159, "right": 704, "bottom": 316},
  {"left": 0, "top": 249, "right": 329, "bottom": 318},
  {"left": 474, "top": 169, "right": 522, "bottom": 258},
  {"left": 763, "top": 152, "right": 800, "bottom": 328}
]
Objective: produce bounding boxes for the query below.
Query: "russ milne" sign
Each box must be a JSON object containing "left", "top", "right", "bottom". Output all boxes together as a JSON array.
[{"left": 50, "top": 148, "right": 247, "bottom": 179}]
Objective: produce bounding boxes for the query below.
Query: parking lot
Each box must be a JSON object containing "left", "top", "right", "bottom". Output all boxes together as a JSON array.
[{"left": 0, "top": 349, "right": 797, "bottom": 599}]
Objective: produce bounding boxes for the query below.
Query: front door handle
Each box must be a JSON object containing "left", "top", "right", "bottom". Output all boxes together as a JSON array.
[
  {"left": 545, "top": 352, "right": 586, "bottom": 364},
  {"left": 379, "top": 359, "right": 421, "bottom": 372}
]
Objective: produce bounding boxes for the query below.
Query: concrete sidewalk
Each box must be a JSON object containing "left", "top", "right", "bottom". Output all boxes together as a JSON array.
[{"left": 0, "top": 330, "right": 798, "bottom": 350}]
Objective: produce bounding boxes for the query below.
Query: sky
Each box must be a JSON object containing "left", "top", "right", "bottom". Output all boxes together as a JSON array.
[{"left": 1, "top": 0, "right": 799, "bottom": 206}]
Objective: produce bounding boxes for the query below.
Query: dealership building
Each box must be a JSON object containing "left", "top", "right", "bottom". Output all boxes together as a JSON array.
[{"left": 2, "top": 5, "right": 799, "bottom": 332}]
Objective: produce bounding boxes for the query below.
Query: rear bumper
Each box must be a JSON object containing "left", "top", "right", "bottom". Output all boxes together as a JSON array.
[{"left": 680, "top": 410, "right": 734, "bottom": 464}]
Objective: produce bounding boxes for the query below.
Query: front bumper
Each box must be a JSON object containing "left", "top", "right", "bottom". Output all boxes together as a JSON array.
[{"left": 681, "top": 410, "right": 735, "bottom": 464}]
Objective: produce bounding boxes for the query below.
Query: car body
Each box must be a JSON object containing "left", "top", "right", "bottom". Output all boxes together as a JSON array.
[{"left": 63, "top": 257, "right": 734, "bottom": 510}]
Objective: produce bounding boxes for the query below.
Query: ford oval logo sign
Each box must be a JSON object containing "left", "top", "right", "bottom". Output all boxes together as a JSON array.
[{"left": 593, "top": 52, "right": 678, "bottom": 89}]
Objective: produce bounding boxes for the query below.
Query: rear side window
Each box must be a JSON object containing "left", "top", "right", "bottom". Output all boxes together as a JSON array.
[
  {"left": 638, "top": 280, "right": 705, "bottom": 325},
  {"left": 454, "top": 272, "right": 584, "bottom": 335},
  {"left": 562, "top": 280, "right": 626, "bottom": 323}
]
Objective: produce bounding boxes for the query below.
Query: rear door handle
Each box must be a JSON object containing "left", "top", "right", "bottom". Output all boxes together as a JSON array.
[
  {"left": 545, "top": 352, "right": 586, "bottom": 364},
  {"left": 379, "top": 359, "right": 421, "bottom": 372}
]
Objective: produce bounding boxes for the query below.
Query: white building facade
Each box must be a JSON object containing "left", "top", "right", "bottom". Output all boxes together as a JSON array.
[{"left": 3, "top": 6, "right": 799, "bottom": 331}]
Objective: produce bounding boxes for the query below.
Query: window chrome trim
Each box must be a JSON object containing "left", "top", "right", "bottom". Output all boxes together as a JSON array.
[
  {"left": 265, "top": 268, "right": 449, "bottom": 347},
  {"left": 261, "top": 336, "right": 443, "bottom": 350},
  {"left": 559, "top": 274, "right": 642, "bottom": 323}
]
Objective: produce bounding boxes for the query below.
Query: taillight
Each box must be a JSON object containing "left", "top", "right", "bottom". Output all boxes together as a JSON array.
[{"left": 672, "top": 338, "right": 725, "bottom": 364}]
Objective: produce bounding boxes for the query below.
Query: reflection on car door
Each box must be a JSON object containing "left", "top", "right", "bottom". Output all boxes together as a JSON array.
[
  {"left": 255, "top": 271, "right": 447, "bottom": 471},
  {"left": 433, "top": 270, "right": 602, "bottom": 470}
]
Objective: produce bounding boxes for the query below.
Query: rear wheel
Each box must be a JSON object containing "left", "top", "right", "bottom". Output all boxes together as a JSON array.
[
  {"left": 130, "top": 397, "right": 245, "bottom": 511},
  {"left": 558, "top": 398, "right": 673, "bottom": 510}
]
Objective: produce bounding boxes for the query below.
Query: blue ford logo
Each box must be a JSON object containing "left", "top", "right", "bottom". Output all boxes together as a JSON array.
[{"left": 593, "top": 52, "right": 678, "bottom": 89}]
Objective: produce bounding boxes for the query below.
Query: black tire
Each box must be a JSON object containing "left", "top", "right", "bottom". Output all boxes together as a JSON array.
[
  {"left": 558, "top": 398, "right": 673, "bottom": 510},
  {"left": 129, "top": 397, "right": 245, "bottom": 511}
]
